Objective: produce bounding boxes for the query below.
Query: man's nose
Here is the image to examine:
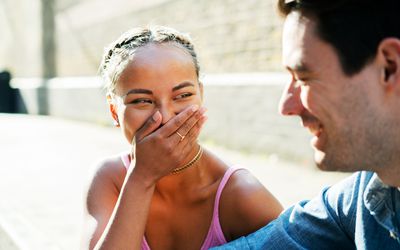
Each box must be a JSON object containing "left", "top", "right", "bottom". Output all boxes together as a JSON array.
[{"left": 278, "top": 82, "right": 304, "bottom": 116}]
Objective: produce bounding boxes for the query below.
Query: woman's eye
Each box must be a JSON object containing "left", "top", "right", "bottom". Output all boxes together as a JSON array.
[
  {"left": 175, "top": 93, "right": 193, "bottom": 100},
  {"left": 130, "top": 98, "right": 153, "bottom": 105}
]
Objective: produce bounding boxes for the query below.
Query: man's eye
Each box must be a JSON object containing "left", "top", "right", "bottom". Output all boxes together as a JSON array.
[
  {"left": 175, "top": 93, "right": 193, "bottom": 100},
  {"left": 294, "top": 78, "right": 308, "bottom": 88}
]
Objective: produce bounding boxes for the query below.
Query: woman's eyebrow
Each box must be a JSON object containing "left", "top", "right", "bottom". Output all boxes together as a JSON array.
[
  {"left": 122, "top": 88, "right": 153, "bottom": 98},
  {"left": 172, "top": 82, "right": 195, "bottom": 92}
]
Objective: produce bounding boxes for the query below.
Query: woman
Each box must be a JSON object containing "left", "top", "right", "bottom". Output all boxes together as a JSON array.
[{"left": 83, "top": 26, "right": 283, "bottom": 250}]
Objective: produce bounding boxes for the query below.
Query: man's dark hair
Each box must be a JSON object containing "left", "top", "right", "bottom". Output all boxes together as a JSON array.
[{"left": 278, "top": 0, "right": 400, "bottom": 76}]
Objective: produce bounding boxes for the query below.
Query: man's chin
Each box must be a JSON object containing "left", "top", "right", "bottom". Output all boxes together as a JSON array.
[
  {"left": 314, "top": 150, "right": 350, "bottom": 172},
  {"left": 314, "top": 150, "right": 330, "bottom": 171}
]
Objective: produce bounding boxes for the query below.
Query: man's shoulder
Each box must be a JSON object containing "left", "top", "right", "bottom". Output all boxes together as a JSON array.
[
  {"left": 326, "top": 171, "right": 375, "bottom": 196},
  {"left": 312, "top": 171, "right": 375, "bottom": 228},
  {"left": 210, "top": 172, "right": 380, "bottom": 250}
]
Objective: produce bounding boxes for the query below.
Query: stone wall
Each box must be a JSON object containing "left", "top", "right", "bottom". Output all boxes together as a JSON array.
[
  {"left": 0, "top": 0, "right": 283, "bottom": 77},
  {"left": 56, "top": 0, "right": 283, "bottom": 76}
]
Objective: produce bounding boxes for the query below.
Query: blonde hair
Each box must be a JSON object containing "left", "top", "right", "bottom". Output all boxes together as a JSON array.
[{"left": 99, "top": 26, "right": 200, "bottom": 95}]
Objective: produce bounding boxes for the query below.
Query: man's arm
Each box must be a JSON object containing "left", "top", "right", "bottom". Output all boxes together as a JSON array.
[{"left": 212, "top": 172, "right": 368, "bottom": 250}]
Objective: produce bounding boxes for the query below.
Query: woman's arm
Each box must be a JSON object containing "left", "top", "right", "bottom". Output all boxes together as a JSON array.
[
  {"left": 82, "top": 158, "right": 125, "bottom": 250},
  {"left": 83, "top": 105, "right": 207, "bottom": 250}
]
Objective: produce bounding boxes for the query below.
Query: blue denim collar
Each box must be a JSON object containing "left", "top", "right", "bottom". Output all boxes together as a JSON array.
[
  {"left": 364, "top": 173, "right": 390, "bottom": 212},
  {"left": 364, "top": 173, "right": 400, "bottom": 242}
]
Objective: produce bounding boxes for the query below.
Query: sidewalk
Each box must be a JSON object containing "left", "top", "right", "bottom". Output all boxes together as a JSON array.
[{"left": 0, "top": 114, "right": 349, "bottom": 249}]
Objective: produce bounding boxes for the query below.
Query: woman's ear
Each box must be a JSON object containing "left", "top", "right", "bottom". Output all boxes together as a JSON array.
[
  {"left": 378, "top": 38, "right": 400, "bottom": 90},
  {"left": 107, "top": 94, "right": 120, "bottom": 127}
]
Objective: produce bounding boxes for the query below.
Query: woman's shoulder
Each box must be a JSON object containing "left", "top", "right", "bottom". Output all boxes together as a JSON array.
[
  {"left": 220, "top": 168, "right": 272, "bottom": 206},
  {"left": 92, "top": 153, "right": 126, "bottom": 177},
  {"left": 219, "top": 167, "right": 283, "bottom": 240},
  {"left": 86, "top": 153, "right": 128, "bottom": 199},
  {"left": 93, "top": 153, "right": 127, "bottom": 176},
  {"left": 216, "top": 166, "right": 261, "bottom": 190}
]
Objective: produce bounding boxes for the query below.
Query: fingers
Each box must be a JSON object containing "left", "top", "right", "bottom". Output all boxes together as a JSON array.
[
  {"left": 177, "top": 113, "right": 207, "bottom": 148},
  {"left": 178, "top": 115, "right": 207, "bottom": 158},
  {"left": 135, "top": 111, "right": 162, "bottom": 142},
  {"left": 168, "top": 106, "right": 207, "bottom": 144},
  {"left": 130, "top": 106, "right": 207, "bottom": 181},
  {"left": 158, "top": 105, "right": 199, "bottom": 137}
]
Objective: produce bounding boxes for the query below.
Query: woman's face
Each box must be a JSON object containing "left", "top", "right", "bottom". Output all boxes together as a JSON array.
[{"left": 109, "top": 43, "right": 203, "bottom": 144}]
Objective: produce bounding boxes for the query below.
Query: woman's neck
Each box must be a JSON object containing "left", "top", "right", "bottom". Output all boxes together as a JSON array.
[{"left": 154, "top": 146, "right": 210, "bottom": 201}]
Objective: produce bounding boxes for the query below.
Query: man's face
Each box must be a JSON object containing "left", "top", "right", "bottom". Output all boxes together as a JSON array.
[{"left": 279, "top": 11, "right": 394, "bottom": 173}]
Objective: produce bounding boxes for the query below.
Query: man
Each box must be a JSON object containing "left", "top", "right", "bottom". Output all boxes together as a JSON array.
[{"left": 212, "top": 0, "right": 400, "bottom": 249}]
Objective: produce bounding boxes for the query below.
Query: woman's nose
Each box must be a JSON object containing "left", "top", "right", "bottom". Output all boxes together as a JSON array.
[
  {"left": 159, "top": 104, "right": 177, "bottom": 125},
  {"left": 278, "top": 82, "right": 304, "bottom": 116}
]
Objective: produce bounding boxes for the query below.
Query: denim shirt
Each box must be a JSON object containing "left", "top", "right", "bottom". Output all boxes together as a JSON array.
[{"left": 211, "top": 171, "right": 400, "bottom": 249}]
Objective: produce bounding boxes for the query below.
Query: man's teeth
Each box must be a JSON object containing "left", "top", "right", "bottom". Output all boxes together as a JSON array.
[{"left": 309, "top": 126, "right": 322, "bottom": 136}]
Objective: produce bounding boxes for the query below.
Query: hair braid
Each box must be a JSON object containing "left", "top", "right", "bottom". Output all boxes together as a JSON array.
[{"left": 99, "top": 26, "right": 200, "bottom": 95}]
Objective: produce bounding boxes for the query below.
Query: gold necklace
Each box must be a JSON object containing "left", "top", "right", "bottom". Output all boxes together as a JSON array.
[{"left": 170, "top": 146, "right": 203, "bottom": 175}]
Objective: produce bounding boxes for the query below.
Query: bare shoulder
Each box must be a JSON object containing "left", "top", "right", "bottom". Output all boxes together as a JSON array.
[
  {"left": 219, "top": 168, "right": 283, "bottom": 241},
  {"left": 89, "top": 155, "right": 127, "bottom": 189},
  {"left": 85, "top": 154, "right": 127, "bottom": 213}
]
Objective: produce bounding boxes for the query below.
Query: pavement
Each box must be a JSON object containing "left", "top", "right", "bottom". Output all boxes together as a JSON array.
[{"left": 0, "top": 114, "right": 349, "bottom": 250}]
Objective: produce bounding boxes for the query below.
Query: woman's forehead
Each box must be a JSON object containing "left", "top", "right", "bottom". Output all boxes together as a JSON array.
[
  {"left": 132, "top": 43, "right": 193, "bottom": 63},
  {"left": 115, "top": 47, "right": 197, "bottom": 93}
]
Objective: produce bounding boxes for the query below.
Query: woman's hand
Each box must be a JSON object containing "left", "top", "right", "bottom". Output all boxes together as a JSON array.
[{"left": 129, "top": 104, "right": 207, "bottom": 186}]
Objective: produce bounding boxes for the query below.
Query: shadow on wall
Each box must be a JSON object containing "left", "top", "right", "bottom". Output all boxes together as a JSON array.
[{"left": 0, "top": 70, "right": 27, "bottom": 114}]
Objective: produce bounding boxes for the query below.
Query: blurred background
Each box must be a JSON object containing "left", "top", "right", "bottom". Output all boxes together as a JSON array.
[
  {"left": 1, "top": 0, "right": 309, "bottom": 158},
  {"left": 0, "top": 0, "right": 349, "bottom": 249}
]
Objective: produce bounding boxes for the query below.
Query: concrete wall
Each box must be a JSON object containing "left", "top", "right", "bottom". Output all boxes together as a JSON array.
[
  {"left": 11, "top": 74, "right": 314, "bottom": 165},
  {"left": 0, "top": 0, "right": 42, "bottom": 77}
]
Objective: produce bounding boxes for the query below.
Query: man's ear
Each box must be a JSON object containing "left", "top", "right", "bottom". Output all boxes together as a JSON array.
[
  {"left": 378, "top": 38, "right": 400, "bottom": 90},
  {"left": 107, "top": 94, "right": 120, "bottom": 127}
]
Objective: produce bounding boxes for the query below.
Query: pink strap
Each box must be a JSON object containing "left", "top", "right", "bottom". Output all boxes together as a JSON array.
[
  {"left": 142, "top": 237, "right": 150, "bottom": 250},
  {"left": 214, "top": 167, "right": 241, "bottom": 215},
  {"left": 121, "top": 160, "right": 244, "bottom": 249},
  {"left": 120, "top": 152, "right": 131, "bottom": 170},
  {"left": 200, "top": 166, "right": 243, "bottom": 249}
]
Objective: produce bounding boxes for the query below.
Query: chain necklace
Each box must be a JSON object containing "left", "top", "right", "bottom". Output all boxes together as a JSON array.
[{"left": 170, "top": 146, "right": 203, "bottom": 175}]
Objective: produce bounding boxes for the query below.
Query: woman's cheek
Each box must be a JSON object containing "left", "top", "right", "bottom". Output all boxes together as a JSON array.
[
  {"left": 123, "top": 108, "right": 154, "bottom": 133},
  {"left": 176, "top": 99, "right": 202, "bottom": 114}
]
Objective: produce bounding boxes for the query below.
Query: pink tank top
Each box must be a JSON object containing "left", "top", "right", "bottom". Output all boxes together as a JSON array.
[{"left": 120, "top": 153, "right": 241, "bottom": 250}]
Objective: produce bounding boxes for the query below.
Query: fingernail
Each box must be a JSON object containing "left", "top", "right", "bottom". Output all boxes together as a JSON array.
[
  {"left": 191, "top": 105, "right": 199, "bottom": 112},
  {"left": 200, "top": 116, "right": 208, "bottom": 127},
  {"left": 152, "top": 111, "right": 161, "bottom": 121},
  {"left": 199, "top": 107, "right": 207, "bottom": 115}
]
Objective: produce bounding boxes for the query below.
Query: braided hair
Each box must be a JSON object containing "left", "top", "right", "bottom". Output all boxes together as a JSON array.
[{"left": 100, "top": 26, "right": 200, "bottom": 95}]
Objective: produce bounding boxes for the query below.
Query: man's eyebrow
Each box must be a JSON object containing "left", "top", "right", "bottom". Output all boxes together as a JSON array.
[
  {"left": 288, "top": 62, "right": 312, "bottom": 73},
  {"left": 172, "top": 82, "right": 195, "bottom": 92},
  {"left": 122, "top": 88, "right": 153, "bottom": 97}
]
